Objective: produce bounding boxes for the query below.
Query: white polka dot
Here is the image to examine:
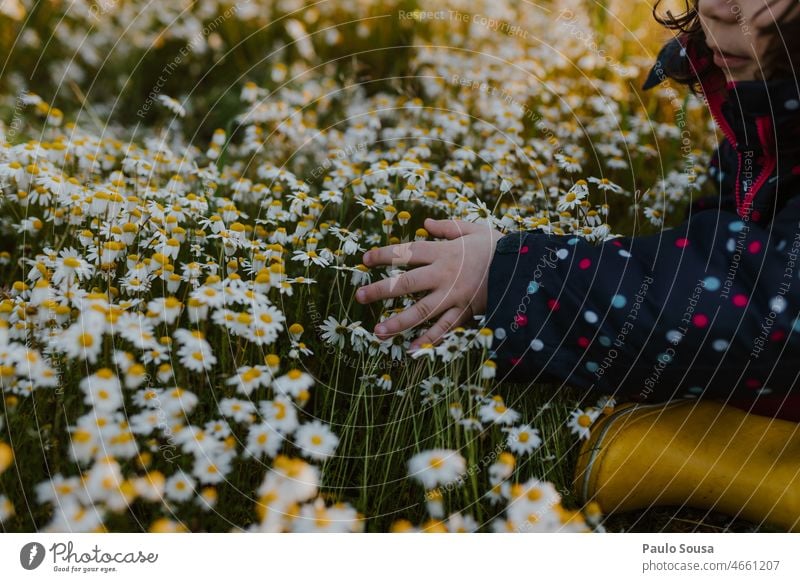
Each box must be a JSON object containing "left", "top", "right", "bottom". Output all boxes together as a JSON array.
[
  {"left": 776, "top": 239, "right": 787, "bottom": 252},
  {"left": 726, "top": 238, "right": 736, "bottom": 252},
  {"left": 495, "top": 328, "right": 506, "bottom": 340},
  {"left": 556, "top": 248, "right": 569, "bottom": 260},
  {"left": 785, "top": 98, "right": 800, "bottom": 111},
  {"left": 584, "top": 310, "right": 598, "bottom": 324},
  {"left": 666, "top": 329, "right": 683, "bottom": 344},
  {"left": 712, "top": 339, "right": 729, "bottom": 351},
  {"left": 618, "top": 249, "right": 632, "bottom": 258},
  {"left": 770, "top": 296, "right": 787, "bottom": 314},
  {"left": 530, "top": 338, "right": 544, "bottom": 351},
  {"left": 679, "top": 48, "right": 687, "bottom": 57}
]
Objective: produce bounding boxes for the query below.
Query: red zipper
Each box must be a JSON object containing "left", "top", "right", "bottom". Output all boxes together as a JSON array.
[{"left": 703, "top": 84, "right": 776, "bottom": 220}]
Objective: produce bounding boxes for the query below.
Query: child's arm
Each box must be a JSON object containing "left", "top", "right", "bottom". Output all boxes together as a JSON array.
[
  {"left": 355, "top": 218, "right": 503, "bottom": 350},
  {"left": 484, "top": 199, "right": 800, "bottom": 400}
]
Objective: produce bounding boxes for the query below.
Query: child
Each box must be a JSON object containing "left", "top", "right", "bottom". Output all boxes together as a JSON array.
[{"left": 356, "top": 0, "right": 800, "bottom": 530}]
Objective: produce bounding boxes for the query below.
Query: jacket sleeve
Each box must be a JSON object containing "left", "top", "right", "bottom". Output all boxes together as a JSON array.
[{"left": 484, "top": 197, "right": 800, "bottom": 403}]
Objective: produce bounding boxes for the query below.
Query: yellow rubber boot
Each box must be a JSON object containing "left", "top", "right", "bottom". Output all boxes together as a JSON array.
[{"left": 573, "top": 399, "right": 800, "bottom": 531}]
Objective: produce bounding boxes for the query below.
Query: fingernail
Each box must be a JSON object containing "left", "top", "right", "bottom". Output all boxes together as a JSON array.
[
  {"left": 375, "top": 324, "right": 386, "bottom": 335},
  {"left": 363, "top": 251, "right": 371, "bottom": 264},
  {"left": 408, "top": 342, "right": 418, "bottom": 352},
  {"left": 356, "top": 289, "right": 365, "bottom": 302}
]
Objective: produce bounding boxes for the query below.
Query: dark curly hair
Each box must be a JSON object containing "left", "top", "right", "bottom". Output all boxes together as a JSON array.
[{"left": 653, "top": 0, "right": 800, "bottom": 88}]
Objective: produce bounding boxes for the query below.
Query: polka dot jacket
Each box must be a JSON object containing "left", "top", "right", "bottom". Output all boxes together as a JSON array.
[{"left": 484, "top": 36, "right": 800, "bottom": 403}]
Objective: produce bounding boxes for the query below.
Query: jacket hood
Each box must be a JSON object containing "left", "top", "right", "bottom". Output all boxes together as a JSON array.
[{"left": 643, "top": 35, "right": 800, "bottom": 222}]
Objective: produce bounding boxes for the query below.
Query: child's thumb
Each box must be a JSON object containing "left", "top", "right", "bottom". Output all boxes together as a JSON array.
[{"left": 424, "top": 218, "right": 475, "bottom": 240}]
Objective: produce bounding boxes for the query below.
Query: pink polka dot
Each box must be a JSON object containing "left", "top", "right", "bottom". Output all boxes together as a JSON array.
[
  {"left": 792, "top": 165, "right": 800, "bottom": 175},
  {"left": 510, "top": 357, "right": 521, "bottom": 366},
  {"left": 692, "top": 313, "right": 708, "bottom": 327},
  {"left": 578, "top": 258, "right": 591, "bottom": 270},
  {"left": 751, "top": 210, "right": 761, "bottom": 222},
  {"left": 748, "top": 240, "right": 762, "bottom": 253},
  {"left": 732, "top": 294, "right": 748, "bottom": 307},
  {"left": 514, "top": 314, "right": 528, "bottom": 327},
  {"left": 675, "top": 237, "right": 689, "bottom": 248},
  {"left": 612, "top": 240, "right": 622, "bottom": 247},
  {"left": 519, "top": 245, "right": 529, "bottom": 254},
  {"left": 770, "top": 329, "right": 786, "bottom": 342},
  {"left": 745, "top": 377, "right": 761, "bottom": 389},
  {"left": 577, "top": 336, "right": 590, "bottom": 348},
  {"left": 547, "top": 298, "right": 560, "bottom": 311}
]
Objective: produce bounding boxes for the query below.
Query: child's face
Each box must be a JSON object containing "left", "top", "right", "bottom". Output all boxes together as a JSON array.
[{"left": 698, "top": 0, "right": 799, "bottom": 81}]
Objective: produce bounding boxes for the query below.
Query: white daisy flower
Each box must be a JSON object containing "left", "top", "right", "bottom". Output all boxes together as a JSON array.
[
  {"left": 407, "top": 449, "right": 466, "bottom": 490},
  {"left": 294, "top": 420, "right": 339, "bottom": 461}
]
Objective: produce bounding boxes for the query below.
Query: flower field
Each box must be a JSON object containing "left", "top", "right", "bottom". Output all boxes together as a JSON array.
[{"left": 0, "top": 0, "right": 715, "bottom": 532}]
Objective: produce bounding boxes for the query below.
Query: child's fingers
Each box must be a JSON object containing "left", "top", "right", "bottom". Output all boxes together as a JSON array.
[
  {"left": 373, "top": 291, "right": 447, "bottom": 338},
  {"left": 355, "top": 266, "right": 437, "bottom": 304},
  {"left": 363, "top": 241, "right": 437, "bottom": 267},
  {"left": 409, "top": 306, "right": 465, "bottom": 350},
  {"left": 423, "top": 218, "right": 480, "bottom": 240}
]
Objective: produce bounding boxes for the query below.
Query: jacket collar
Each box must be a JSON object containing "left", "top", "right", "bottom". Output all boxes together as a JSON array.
[{"left": 644, "top": 35, "right": 800, "bottom": 220}]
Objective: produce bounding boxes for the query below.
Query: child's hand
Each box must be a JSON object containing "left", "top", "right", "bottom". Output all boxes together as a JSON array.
[{"left": 355, "top": 218, "right": 504, "bottom": 350}]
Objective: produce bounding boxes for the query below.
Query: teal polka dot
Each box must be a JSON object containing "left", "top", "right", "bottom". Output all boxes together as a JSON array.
[
  {"left": 585, "top": 361, "right": 599, "bottom": 373},
  {"left": 688, "top": 386, "right": 704, "bottom": 394},
  {"left": 567, "top": 237, "right": 580, "bottom": 245},
  {"left": 728, "top": 220, "right": 745, "bottom": 232},
  {"left": 527, "top": 281, "right": 539, "bottom": 294},
  {"left": 793, "top": 317, "right": 800, "bottom": 333},
  {"left": 598, "top": 336, "right": 611, "bottom": 347},
  {"left": 611, "top": 294, "right": 627, "bottom": 308},
  {"left": 702, "top": 276, "right": 720, "bottom": 291},
  {"left": 658, "top": 352, "right": 672, "bottom": 364}
]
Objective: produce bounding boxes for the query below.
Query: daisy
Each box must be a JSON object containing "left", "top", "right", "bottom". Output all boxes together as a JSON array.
[
  {"left": 226, "top": 365, "right": 271, "bottom": 396},
  {"left": 52, "top": 248, "right": 95, "bottom": 287},
  {"left": 588, "top": 176, "right": 624, "bottom": 193},
  {"left": 259, "top": 396, "right": 300, "bottom": 435},
  {"left": 79, "top": 368, "right": 123, "bottom": 412},
  {"left": 147, "top": 296, "right": 183, "bottom": 325},
  {"left": 245, "top": 422, "right": 284, "bottom": 458},
  {"left": 164, "top": 470, "right": 196, "bottom": 503},
  {"left": 192, "top": 456, "right": 232, "bottom": 485},
  {"left": 291, "top": 249, "right": 329, "bottom": 267},
  {"left": 554, "top": 153, "right": 582, "bottom": 173},
  {"left": 478, "top": 397, "right": 521, "bottom": 425},
  {"left": 174, "top": 329, "right": 217, "bottom": 372},
  {"left": 568, "top": 407, "right": 601, "bottom": 440},
  {"left": 294, "top": 420, "right": 339, "bottom": 461},
  {"left": 556, "top": 180, "right": 588, "bottom": 212},
  {"left": 407, "top": 449, "right": 466, "bottom": 490},
  {"left": 504, "top": 424, "right": 542, "bottom": 455},
  {"left": 272, "top": 369, "right": 314, "bottom": 400},
  {"left": 219, "top": 398, "right": 257, "bottom": 423},
  {"left": 644, "top": 206, "right": 664, "bottom": 226},
  {"left": 157, "top": 94, "right": 186, "bottom": 118},
  {"left": 55, "top": 312, "right": 105, "bottom": 363},
  {"left": 489, "top": 452, "right": 516, "bottom": 484}
]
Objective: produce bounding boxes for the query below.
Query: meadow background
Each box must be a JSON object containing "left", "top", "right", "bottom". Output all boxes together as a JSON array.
[{"left": 0, "top": 0, "right": 746, "bottom": 532}]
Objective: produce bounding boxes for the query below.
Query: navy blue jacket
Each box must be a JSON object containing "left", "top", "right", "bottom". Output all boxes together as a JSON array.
[{"left": 484, "top": 37, "right": 800, "bottom": 403}]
